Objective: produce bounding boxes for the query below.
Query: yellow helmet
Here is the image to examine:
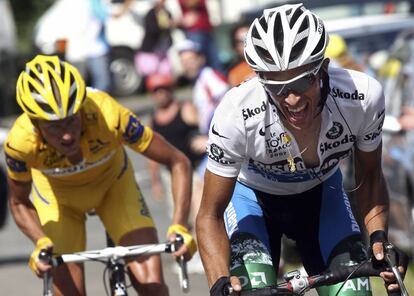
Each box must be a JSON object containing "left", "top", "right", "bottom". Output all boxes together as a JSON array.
[
  {"left": 16, "top": 55, "right": 86, "bottom": 120},
  {"left": 325, "top": 34, "right": 348, "bottom": 59}
]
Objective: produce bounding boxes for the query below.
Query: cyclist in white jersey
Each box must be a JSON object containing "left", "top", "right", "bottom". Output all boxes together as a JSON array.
[{"left": 196, "top": 4, "right": 407, "bottom": 296}]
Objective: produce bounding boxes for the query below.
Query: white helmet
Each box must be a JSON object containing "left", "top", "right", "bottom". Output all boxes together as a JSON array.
[{"left": 244, "top": 3, "right": 328, "bottom": 72}]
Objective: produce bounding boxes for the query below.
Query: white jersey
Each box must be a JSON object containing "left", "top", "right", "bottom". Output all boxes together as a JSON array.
[{"left": 207, "top": 66, "right": 385, "bottom": 195}]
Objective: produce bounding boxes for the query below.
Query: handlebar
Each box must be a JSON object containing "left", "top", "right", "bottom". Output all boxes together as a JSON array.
[
  {"left": 39, "top": 235, "right": 190, "bottom": 295},
  {"left": 226, "top": 245, "right": 409, "bottom": 296}
]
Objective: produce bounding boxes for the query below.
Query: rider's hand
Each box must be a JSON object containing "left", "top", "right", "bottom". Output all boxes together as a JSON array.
[
  {"left": 29, "top": 237, "right": 53, "bottom": 277},
  {"left": 167, "top": 224, "right": 197, "bottom": 260},
  {"left": 370, "top": 230, "right": 408, "bottom": 292},
  {"left": 210, "top": 276, "right": 242, "bottom": 296}
]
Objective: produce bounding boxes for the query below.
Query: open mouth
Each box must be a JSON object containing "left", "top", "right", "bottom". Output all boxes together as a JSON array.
[
  {"left": 286, "top": 103, "right": 308, "bottom": 124},
  {"left": 59, "top": 139, "right": 82, "bottom": 161},
  {"left": 61, "top": 139, "right": 75, "bottom": 148}
]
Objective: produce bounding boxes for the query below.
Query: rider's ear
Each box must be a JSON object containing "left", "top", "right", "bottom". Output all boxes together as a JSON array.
[{"left": 322, "top": 58, "right": 330, "bottom": 72}]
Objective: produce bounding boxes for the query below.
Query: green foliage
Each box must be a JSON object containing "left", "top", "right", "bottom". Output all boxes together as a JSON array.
[{"left": 10, "top": 0, "right": 55, "bottom": 54}]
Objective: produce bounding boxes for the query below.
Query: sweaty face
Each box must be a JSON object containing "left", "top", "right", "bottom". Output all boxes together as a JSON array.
[
  {"left": 37, "top": 113, "right": 82, "bottom": 160},
  {"left": 261, "top": 62, "right": 325, "bottom": 130}
]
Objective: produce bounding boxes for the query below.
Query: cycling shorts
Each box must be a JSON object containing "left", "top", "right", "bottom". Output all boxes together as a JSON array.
[
  {"left": 32, "top": 152, "right": 154, "bottom": 254},
  {"left": 224, "top": 169, "right": 362, "bottom": 275}
]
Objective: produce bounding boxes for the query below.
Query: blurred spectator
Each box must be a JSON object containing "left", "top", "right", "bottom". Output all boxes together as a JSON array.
[
  {"left": 177, "top": 0, "right": 223, "bottom": 72},
  {"left": 146, "top": 73, "right": 206, "bottom": 273},
  {"left": 398, "top": 106, "right": 414, "bottom": 130},
  {"left": 135, "top": 0, "right": 174, "bottom": 80},
  {"left": 177, "top": 39, "right": 229, "bottom": 137},
  {"left": 176, "top": 41, "right": 228, "bottom": 236},
  {"left": 146, "top": 73, "right": 205, "bottom": 200},
  {"left": 51, "top": 0, "right": 132, "bottom": 93},
  {"left": 325, "top": 34, "right": 365, "bottom": 72},
  {"left": 227, "top": 22, "right": 255, "bottom": 87}
]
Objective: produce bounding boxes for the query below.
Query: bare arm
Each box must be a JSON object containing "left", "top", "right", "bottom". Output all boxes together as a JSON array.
[
  {"left": 354, "top": 143, "right": 389, "bottom": 235},
  {"left": 142, "top": 132, "right": 192, "bottom": 226},
  {"left": 355, "top": 143, "right": 408, "bottom": 291},
  {"left": 148, "top": 159, "right": 164, "bottom": 200},
  {"left": 181, "top": 101, "right": 199, "bottom": 126},
  {"left": 196, "top": 170, "right": 237, "bottom": 287},
  {"left": 8, "top": 178, "right": 46, "bottom": 244}
]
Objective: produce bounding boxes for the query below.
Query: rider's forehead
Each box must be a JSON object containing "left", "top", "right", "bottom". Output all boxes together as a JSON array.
[
  {"left": 37, "top": 113, "right": 80, "bottom": 128},
  {"left": 259, "top": 62, "right": 317, "bottom": 81}
]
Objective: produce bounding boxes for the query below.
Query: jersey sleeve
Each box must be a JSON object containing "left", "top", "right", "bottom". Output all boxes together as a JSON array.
[
  {"left": 98, "top": 91, "right": 154, "bottom": 153},
  {"left": 3, "top": 119, "right": 35, "bottom": 182},
  {"left": 356, "top": 76, "right": 385, "bottom": 152},
  {"left": 206, "top": 92, "right": 246, "bottom": 177}
]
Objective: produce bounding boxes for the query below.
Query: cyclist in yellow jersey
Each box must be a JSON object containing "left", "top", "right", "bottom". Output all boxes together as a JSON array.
[{"left": 4, "top": 55, "right": 196, "bottom": 296}]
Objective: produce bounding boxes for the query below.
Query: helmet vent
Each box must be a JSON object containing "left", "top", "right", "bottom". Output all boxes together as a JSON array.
[
  {"left": 311, "top": 25, "right": 326, "bottom": 56},
  {"left": 245, "top": 53, "right": 256, "bottom": 66},
  {"left": 35, "top": 64, "right": 42, "bottom": 73},
  {"left": 251, "top": 25, "right": 260, "bottom": 40},
  {"left": 258, "top": 16, "right": 268, "bottom": 33},
  {"left": 291, "top": 37, "right": 308, "bottom": 63},
  {"left": 58, "top": 63, "right": 66, "bottom": 81},
  {"left": 46, "top": 61, "right": 55, "bottom": 70},
  {"left": 312, "top": 15, "right": 318, "bottom": 28},
  {"left": 50, "top": 77, "right": 62, "bottom": 108},
  {"left": 67, "top": 73, "right": 77, "bottom": 111},
  {"left": 37, "top": 102, "right": 54, "bottom": 114},
  {"left": 288, "top": 7, "right": 302, "bottom": 28},
  {"left": 298, "top": 17, "right": 309, "bottom": 35},
  {"left": 21, "top": 99, "right": 35, "bottom": 115},
  {"left": 274, "top": 13, "right": 283, "bottom": 56},
  {"left": 256, "top": 46, "right": 274, "bottom": 64}
]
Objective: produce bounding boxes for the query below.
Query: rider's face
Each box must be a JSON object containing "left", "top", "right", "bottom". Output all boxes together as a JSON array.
[
  {"left": 260, "top": 61, "right": 326, "bottom": 130},
  {"left": 37, "top": 113, "right": 82, "bottom": 159}
]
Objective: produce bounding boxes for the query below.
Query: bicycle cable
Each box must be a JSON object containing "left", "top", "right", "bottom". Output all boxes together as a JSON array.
[
  {"left": 103, "top": 265, "right": 111, "bottom": 296},
  {"left": 334, "top": 259, "right": 370, "bottom": 296}
]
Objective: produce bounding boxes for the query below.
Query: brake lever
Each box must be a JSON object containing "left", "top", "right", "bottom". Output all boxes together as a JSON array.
[
  {"left": 168, "top": 235, "right": 190, "bottom": 293},
  {"left": 383, "top": 243, "right": 410, "bottom": 296},
  {"left": 178, "top": 255, "right": 190, "bottom": 293}
]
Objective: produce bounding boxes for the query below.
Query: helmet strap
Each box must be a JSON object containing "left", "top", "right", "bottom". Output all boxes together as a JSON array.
[{"left": 315, "top": 67, "right": 330, "bottom": 118}]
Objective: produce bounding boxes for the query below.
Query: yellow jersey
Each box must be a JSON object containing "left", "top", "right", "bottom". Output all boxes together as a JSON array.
[{"left": 4, "top": 89, "right": 153, "bottom": 185}]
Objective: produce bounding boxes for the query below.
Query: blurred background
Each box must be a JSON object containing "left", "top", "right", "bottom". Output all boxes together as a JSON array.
[{"left": 1, "top": 0, "right": 414, "bottom": 295}]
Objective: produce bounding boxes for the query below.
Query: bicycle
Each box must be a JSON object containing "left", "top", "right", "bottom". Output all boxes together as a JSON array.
[
  {"left": 226, "top": 242, "right": 410, "bottom": 296},
  {"left": 39, "top": 235, "right": 189, "bottom": 296}
]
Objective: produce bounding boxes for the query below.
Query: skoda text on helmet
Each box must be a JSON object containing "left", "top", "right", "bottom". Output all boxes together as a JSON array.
[
  {"left": 16, "top": 55, "right": 86, "bottom": 121},
  {"left": 244, "top": 3, "right": 329, "bottom": 72}
]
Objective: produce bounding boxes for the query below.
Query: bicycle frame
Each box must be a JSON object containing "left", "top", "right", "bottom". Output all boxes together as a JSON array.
[{"left": 40, "top": 237, "right": 189, "bottom": 296}]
